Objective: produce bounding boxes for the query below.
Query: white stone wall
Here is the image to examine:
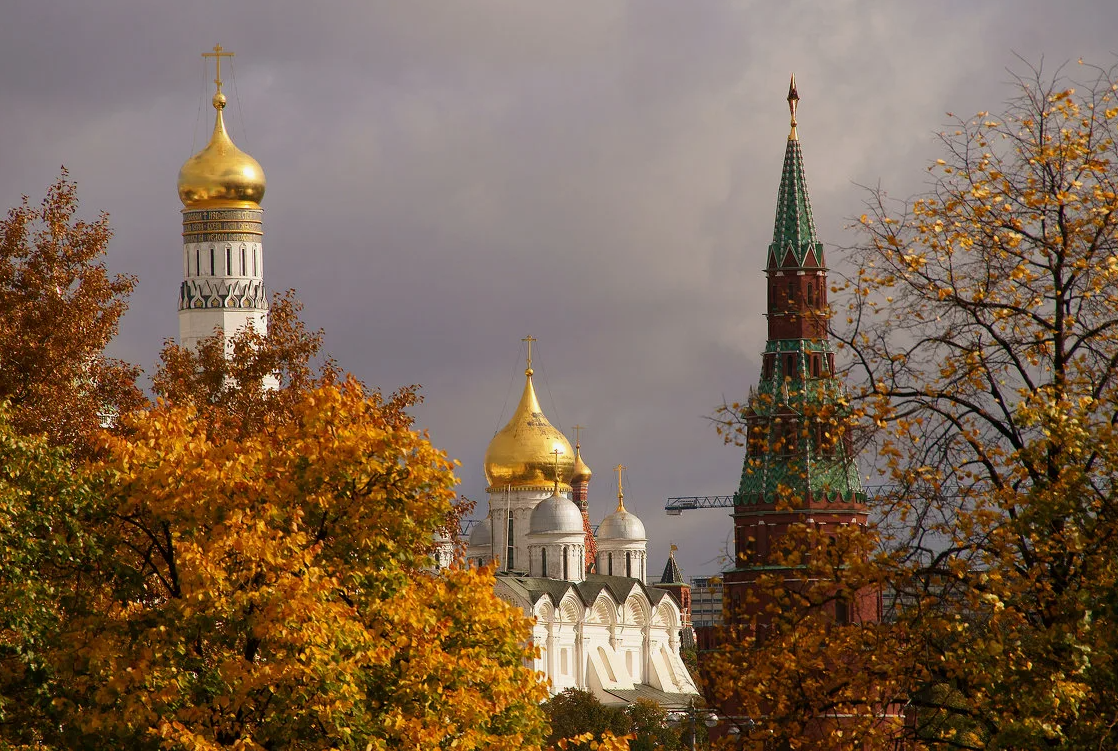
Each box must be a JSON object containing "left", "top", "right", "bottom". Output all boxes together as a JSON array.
[
  {"left": 596, "top": 544, "right": 647, "bottom": 581},
  {"left": 178, "top": 238, "right": 268, "bottom": 350},
  {"left": 487, "top": 487, "right": 575, "bottom": 573},
  {"left": 495, "top": 577, "right": 698, "bottom": 703}
]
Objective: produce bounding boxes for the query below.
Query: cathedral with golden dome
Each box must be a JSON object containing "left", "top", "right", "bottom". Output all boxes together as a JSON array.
[
  {"left": 466, "top": 339, "right": 697, "bottom": 706},
  {"left": 176, "top": 45, "right": 270, "bottom": 351}
]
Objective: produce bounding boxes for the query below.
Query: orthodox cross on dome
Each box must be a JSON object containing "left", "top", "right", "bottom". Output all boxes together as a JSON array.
[
  {"left": 522, "top": 334, "right": 536, "bottom": 375},
  {"left": 202, "top": 44, "right": 235, "bottom": 94},
  {"left": 573, "top": 424, "right": 584, "bottom": 449},
  {"left": 615, "top": 464, "right": 626, "bottom": 511}
]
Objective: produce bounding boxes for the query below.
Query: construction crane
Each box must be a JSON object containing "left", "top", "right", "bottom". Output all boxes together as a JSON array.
[
  {"left": 664, "top": 495, "right": 735, "bottom": 515},
  {"left": 666, "top": 485, "right": 947, "bottom": 515}
]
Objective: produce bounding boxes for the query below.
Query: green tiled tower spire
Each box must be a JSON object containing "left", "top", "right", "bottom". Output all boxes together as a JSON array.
[
  {"left": 768, "top": 79, "right": 824, "bottom": 270},
  {"left": 734, "top": 75, "right": 863, "bottom": 508}
]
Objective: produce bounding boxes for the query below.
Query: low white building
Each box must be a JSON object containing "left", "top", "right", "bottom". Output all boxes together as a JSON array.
[{"left": 467, "top": 345, "right": 698, "bottom": 707}]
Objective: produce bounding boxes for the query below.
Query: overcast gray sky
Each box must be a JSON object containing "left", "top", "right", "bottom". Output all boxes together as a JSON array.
[{"left": 2, "top": 1, "right": 1115, "bottom": 579}]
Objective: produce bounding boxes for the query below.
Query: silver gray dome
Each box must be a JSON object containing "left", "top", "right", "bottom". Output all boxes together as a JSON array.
[
  {"left": 529, "top": 493, "right": 585, "bottom": 535},
  {"left": 597, "top": 509, "right": 646, "bottom": 541},
  {"left": 468, "top": 518, "right": 492, "bottom": 547}
]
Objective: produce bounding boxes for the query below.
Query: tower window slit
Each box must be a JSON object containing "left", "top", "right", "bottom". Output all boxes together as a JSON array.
[
  {"left": 506, "top": 516, "right": 514, "bottom": 570},
  {"left": 241, "top": 246, "right": 246, "bottom": 276},
  {"left": 626, "top": 551, "right": 632, "bottom": 578},
  {"left": 542, "top": 548, "right": 548, "bottom": 578},
  {"left": 563, "top": 547, "right": 569, "bottom": 580},
  {"left": 226, "top": 246, "right": 232, "bottom": 276},
  {"left": 195, "top": 248, "right": 200, "bottom": 276},
  {"left": 608, "top": 552, "right": 613, "bottom": 576},
  {"left": 253, "top": 247, "right": 258, "bottom": 276},
  {"left": 209, "top": 247, "right": 215, "bottom": 276}
]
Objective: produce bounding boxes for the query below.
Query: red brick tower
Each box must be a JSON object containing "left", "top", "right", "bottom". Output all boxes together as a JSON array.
[
  {"left": 569, "top": 428, "right": 597, "bottom": 574},
  {"left": 721, "top": 76, "right": 878, "bottom": 628}
]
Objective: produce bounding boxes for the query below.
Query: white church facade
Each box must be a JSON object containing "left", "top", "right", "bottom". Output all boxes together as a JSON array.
[{"left": 465, "top": 344, "right": 698, "bottom": 707}]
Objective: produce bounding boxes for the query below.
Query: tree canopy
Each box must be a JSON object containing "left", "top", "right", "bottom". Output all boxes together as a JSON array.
[
  {"left": 705, "top": 60, "right": 1118, "bottom": 750},
  {"left": 0, "top": 170, "right": 142, "bottom": 457}
]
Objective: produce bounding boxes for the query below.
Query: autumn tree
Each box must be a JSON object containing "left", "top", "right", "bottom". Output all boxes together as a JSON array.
[
  {"left": 152, "top": 289, "right": 341, "bottom": 440},
  {"left": 9, "top": 378, "right": 544, "bottom": 750},
  {"left": 544, "top": 689, "right": 671, "bottom": 751},
  {"left": 704, "top": 61, "right": 1118, "bottom": 750},
  {"left": 0, "top": 170, "right": 143, "bottom": 456},
  {"left": 0, "top": 411, "right": 107, "bottom": 747},
  {"left": 833, "top": 59, "right": 1118, "bottom": 749}
]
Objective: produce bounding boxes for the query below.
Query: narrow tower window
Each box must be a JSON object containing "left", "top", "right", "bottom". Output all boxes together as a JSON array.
[
  {"left": 626, "top": 551, "right": 632, "bottom": 578},
  {"left": 563, "top": 548, "right": 569, "bottom": 580},
  {"left": 608, "top": 553, "right": 613, "bottom": 576},
  {"left": 506, "top": 517, "right": 515, "bottom": 570},
  {"left": 226, "top": 246, "right": 232, "bottom": 276},
  {"left": 253, "top": 247, "right": 258, "bottom": 276},
  {"left": 241, "top": 246, "right": 246, "bottom": 276},
  {"left": 209, "top": 247, "right": 215, "bottom": 276},
  {"left": 195, "top": 248, "right": 200, "bottom": 276},
  {"left": 541, "top": 548, "right": 548, "bottom": 578}
]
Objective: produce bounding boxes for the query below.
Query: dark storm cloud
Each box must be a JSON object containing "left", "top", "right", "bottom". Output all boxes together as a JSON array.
[{"left": 3, "top": 0, "right": 1117, "bottom": 578}]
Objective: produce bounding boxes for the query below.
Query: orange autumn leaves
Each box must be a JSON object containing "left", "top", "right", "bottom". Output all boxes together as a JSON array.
[{"left": 2, "top": 381, "right": 551, "bottom": 750}]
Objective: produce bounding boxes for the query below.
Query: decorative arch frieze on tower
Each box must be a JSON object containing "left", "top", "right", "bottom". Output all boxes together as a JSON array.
[
  {"left": 722, "top": 76, "right": 878, "bottom": 629},
  {"left": 177, "top": 45, "right": 270, "bottom": 351}
]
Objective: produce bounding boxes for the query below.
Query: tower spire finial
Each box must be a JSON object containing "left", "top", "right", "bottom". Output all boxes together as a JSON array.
[
  {"left": 522, "top": 335, "right": 536, "bottom": 376},
  {"left": 573, "top": 424, "right": 584, "bottom": 449},
  {"left": 787, "top": 73, "right": 800, "bottom": 140},
  {"left": 615, "top": 463, "right": 626, "bottom": 511}
]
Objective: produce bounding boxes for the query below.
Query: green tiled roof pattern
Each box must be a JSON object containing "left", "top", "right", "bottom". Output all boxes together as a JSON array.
[
  {"left": 769, "top": 137, "right": 824, "bottom": 268},
  {"left": 735, "top": 370, "right": 864, "bottom": 505}
]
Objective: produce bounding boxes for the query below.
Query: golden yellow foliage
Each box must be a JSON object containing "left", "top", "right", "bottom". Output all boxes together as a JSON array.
[{"left": 16, "top": 381, "right": 550, "bottom": 749}]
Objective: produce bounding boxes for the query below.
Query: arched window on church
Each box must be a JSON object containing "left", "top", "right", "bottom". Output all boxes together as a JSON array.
[
  {"left": 209, "top": 246, "right": 215, "bottom": 276},
  {"left": 506, "top": 516, "right": 515, "bottom": 570},
  {"left": 541, "top": 548, "right": 548, "bottom": 578},
  {"left": 626, "top": 551, "right": 632, "bottom": 578},
  {"left": 608, "top": 552, "right": 613, "bottom": 576},
  {"left": 195, "top": 248, "right": 200, "bottom": 276},
  {"left": 253, "top": 246, "right": 258, "bottom": 276},
  {"left": 807, "top": 281, "right": 816, "bottom": 308},
  {"left": 225, "top": 246, "right": 232, "bottom": 276},
  {"left": 563, "top": 547, "right": 569, "bottom": 580},
  {"left": 240, "top": 246, "right": 247, "bottom": 276}
]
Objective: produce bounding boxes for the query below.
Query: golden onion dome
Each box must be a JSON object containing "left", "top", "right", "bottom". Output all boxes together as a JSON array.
[
  {"left": 485, "top": 365, "right": 575, "bottom": 491},
  {"left": 177, "top": 90, "right": 266, "bottom": 208},
  {"left": 570, "top": 444, "right": 592, "bottom": 485}
]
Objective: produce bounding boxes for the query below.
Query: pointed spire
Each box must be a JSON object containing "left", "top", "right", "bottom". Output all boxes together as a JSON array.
[
  {"left": 787, "top": 74, "right": 799, "bottom": 140},
  {"left": 769, "top": 74, "right": 822, "bottom": 269},
  {"left": 658, "top": 545, "right": 685, "bottom": 585}
]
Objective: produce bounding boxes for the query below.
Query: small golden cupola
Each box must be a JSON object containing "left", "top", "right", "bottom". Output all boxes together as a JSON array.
[
  {"left": 177, "top": 45, "right": 266, "bottom": 208},
  {"left": 570, "top": 441, "right": 592, "bottom": 486},
  {"left": 484, "top": 337, "right": 575, "bottom": 491}
]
